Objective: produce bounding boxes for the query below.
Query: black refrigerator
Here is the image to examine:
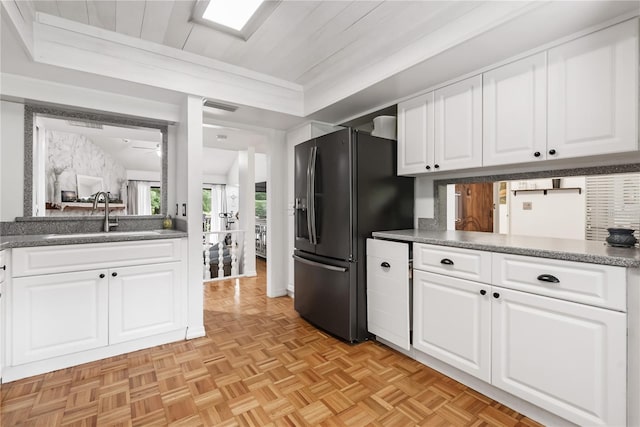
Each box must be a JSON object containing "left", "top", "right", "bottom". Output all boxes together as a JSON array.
[{"left": 293, "top": 128, "right": 414, "bottom": 342}]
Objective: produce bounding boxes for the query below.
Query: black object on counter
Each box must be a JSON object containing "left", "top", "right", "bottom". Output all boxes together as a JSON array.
[{"left": 606, "top": 228, "right": 638, "bottom": 248}]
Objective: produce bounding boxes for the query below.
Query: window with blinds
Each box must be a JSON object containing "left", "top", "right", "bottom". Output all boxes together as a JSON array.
[{"left": 585, "top": 173, "right": 640, "bottom": 241}]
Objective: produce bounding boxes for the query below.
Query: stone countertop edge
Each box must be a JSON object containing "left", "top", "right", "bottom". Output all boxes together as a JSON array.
[
  {"left": 0, "top": 230, "right": 188, "bottom": 250},
  {"left": 372, "top": 229, "right": 640, "bottom": 268}
]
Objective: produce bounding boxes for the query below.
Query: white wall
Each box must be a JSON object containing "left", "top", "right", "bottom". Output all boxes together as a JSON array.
[
  {"left": 415, "top": 176, "right": 435, "bottom": 227},
  {"left": 0, "top": 75, "right": 181, "bottom": 221},
  {"left": 225, "top": 155, "right": 239, "bottom": 186},
  {"left": 508, "top": 177, "right": 586, "bottom": 240},
  {"left": 0, "top": 100, "right": 25, "bottom": 221},
  {"left": 255, "top": 153, "right": 267, "bottom": 183}
]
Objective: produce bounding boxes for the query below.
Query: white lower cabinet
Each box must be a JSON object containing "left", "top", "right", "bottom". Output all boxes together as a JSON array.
[
  {"left": 109, "top": 262, "right": 182, "bottom": 344},
  {"left": 7, "top": 239, "right": 187, "bottom": 380},
  {"left": 492, "top": 286, "right": 626, "bottom": 427},
  {"left": 366, "top": 239, "right": 411, "bottom": 350},
  {"left": 0, "top": 249, "right": 8, "bottom": 381},
  {"left": 413, "top": 270, "right": 490, "bottom": 382},
  {"left": 412, "top": 243, "right": 627, "bottom": 426},
  {"left": 12, "top": 269, "right": 108, "bottom": 364}
]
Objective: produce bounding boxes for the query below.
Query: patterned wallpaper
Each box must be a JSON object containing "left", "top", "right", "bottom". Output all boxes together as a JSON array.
[{"left": 46, "top": 130, "right": 126, "bottom": 207}]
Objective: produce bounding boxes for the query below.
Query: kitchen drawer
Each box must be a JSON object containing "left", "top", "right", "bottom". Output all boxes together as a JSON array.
[
  {"left": 492, "top": 253, "right": 626, "bottom": 311},
  {"left": 413, "top": 243, "right": 491, "bottom": 283},
  {"left": 366, "top": 239, "right": 410, "bottom": 350},
  {"left": 12, "top": 239, "right": 183, "bottom": 277}
]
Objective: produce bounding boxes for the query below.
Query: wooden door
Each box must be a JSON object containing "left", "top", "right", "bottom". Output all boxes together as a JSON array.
[{"left": 455, "top": 183, "right": 494, "bottom": 232}]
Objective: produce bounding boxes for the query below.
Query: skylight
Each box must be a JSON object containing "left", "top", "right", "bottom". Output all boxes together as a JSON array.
[{"left": 202, "top": 0, "right": 265, "bottom": 31}]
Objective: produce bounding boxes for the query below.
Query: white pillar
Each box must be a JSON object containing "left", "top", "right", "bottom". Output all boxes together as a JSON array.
[
  {"left": 266, "top": 129, "right": 288, "bottom": 297},
  {"left": 238, "top": 148, "right": 256, "bottom": 277},
  {"left": 181, "top": 95, "right": 205, "bottom": 339}
]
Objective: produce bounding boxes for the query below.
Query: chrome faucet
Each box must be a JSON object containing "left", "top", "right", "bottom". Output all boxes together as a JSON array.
[{"left": 92, "top": 191, "right": 119, "bottom": 232}]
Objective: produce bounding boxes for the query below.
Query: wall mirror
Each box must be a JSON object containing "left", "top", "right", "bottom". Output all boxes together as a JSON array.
[
  {"left": 443, "top": 171, "right": 640, "bottom": 242},
  {"left": 24, "top": 104, "right": 168, "bottom": 217}
]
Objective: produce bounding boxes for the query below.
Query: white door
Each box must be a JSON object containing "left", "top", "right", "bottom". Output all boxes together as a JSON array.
[
  {"left": 492, "top": 286, "right": 626, "bottom": 427},
  {"left": 413, "top": 270, "right": 491, "bottom": 382},
  {"left": 366, "top": 239, "right": 410, "bottom": 350},
  {"left": 548, "top": 19, "right": 638, "bottom": 159},
  {"left": 397, "top": 92, "right": 435, "bottom": 175},
  {"left": 483, "top": 53, "right": 547, "bottom": 166},
  {"left": 109, "top": 262, "right": 183, "bottom": 344},
  {"left": 12, "top": 270, "right": 108, "bottom": 364},
  {"left": 434, "top": 75, "right": 483, "bottom": 171}
]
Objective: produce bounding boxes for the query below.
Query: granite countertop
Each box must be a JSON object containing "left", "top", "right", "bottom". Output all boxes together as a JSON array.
[
  {"left": 0, "top": 229, "right": 188, "bottom": 250},
  {"left": 372, "top": 229, "right": 640, "bottom": 268}
]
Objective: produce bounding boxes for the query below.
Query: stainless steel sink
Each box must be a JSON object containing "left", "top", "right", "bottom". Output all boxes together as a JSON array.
[{"left": 45, "top": 230, "right": 162, "bottom": 239}]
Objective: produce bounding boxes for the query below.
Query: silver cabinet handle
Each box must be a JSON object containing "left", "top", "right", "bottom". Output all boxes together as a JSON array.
[{"left": 293, "top": 255, "right": 347, "bottom": 272}]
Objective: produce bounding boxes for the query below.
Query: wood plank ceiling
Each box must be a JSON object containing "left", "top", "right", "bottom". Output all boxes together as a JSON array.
[{"left": 31, "top": 0, "right": 482, "bottom": 87}]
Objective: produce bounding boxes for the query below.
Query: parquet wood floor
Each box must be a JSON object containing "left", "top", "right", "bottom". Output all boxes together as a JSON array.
[{"left": 1, "top": 259, "right": 545, "bottom": 426}]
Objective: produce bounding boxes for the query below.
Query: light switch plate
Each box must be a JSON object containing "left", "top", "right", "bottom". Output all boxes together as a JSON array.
[{"left": 523, "top": 201, "right": 532, "bottom": 210}]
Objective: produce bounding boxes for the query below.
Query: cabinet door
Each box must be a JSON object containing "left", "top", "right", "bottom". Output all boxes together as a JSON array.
[
  {"left": 397, "top": 92, "right": 434, "bottom": 175},
  {"left": 492, "top": 287, "right": 626, "bottom": 427},
  {"left": 548, "top": 20, "right": 638, "bottom": 159},
  {"left": 109, "top": 262, "right": 184, "bottom": 344},
  {"left": 0, "top": 250, "right": 5, "bottom": 379},
  {"left": 483, "top": 53, "right": 547, "bottom": 166},
  {"left": 12, "top": 270, "right": 108, "bottom": 364},
  {"left": 434, "top": 75, "right": 483, "bottom": 171},
  {"left": 413, "top": 270, "right": 491, "bottom": 382},
  {"left": 366, "top": 239, "right": 410, "bottom": 350}
]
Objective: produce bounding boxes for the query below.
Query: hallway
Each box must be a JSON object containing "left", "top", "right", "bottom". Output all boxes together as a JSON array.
[{"left": 1, "top": 258, "right": 541, "bottom": 426}]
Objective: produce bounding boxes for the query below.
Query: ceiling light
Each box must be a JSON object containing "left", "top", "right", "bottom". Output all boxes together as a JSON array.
[
  {"left": 202, "top": 0, "right": 264, "bottom": 31},
  {"left": 192, "top": 0, "right": 279, "bottom": 41}
]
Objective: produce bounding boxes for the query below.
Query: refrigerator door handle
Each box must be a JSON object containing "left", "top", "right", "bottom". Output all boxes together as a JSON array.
[
  {"left": 306, "top": 147, "right": 315, "bottom": 244},
  {"left": 292, "top": 255, "right": 347, "bottom": 272},
  {"left": 309, "top": 146, "right": 318, "bottom": 244}
]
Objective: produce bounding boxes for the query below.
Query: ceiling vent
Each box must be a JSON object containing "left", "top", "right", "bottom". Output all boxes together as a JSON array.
[
  {"left": 203, "top": 99, "right": 238, "bottom": 113},
  {"left": 66, "top": 120, "right": 103, "bottom": 129}
]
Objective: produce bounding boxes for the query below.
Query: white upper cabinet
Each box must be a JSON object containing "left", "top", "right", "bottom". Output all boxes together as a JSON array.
[
  {"left": 483, "top": 53, "right": 547, "bottom": 166},
  {"left": 434, "top": 75, "right": 483, "bottom": 171},
  {"left": 397, "top": 92, "right": 434, "bottom": 175},
  {"left": 548, "top": 19, "right": 638, "bottom": 159}
]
